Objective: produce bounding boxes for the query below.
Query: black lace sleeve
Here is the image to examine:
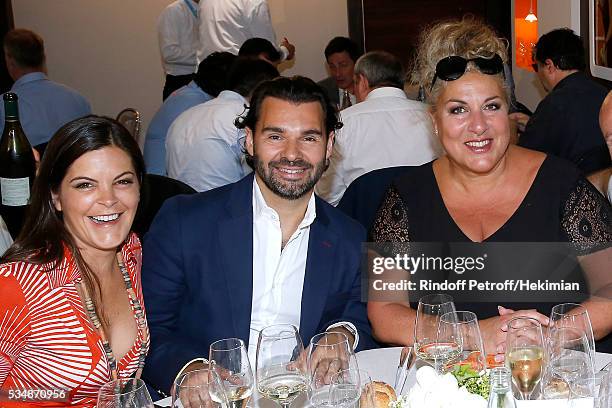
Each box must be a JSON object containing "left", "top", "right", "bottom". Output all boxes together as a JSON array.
[
  {"left": 370, "top": 186, "right": 411, "bottom": 243},
  {"left": 561, "top": 178, "right": 612, "bottom": 254}
]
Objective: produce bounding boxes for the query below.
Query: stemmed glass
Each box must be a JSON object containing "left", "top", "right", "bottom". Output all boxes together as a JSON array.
[
  {"left": 550, "top": 304, "right": 595, "bottom": 371},
  {"left": 209, "top": 338, "right": 254, "bottom": 408},
  {"left": 413, "top": 294, "right": 456, "bottom": 371},
  {"left": 307, "top": 332, "right": 358, "bottom": 408},
  {"left": 547, "top": 326, "right": 594, "bottom": 398},
  {"left": 172, "top": 368, "right": 229, "bottom": 408},
  {"left": 329, "top": 369, "right": 376, "bottom": 408},
  {"left": 256, "top": 324, "right": 308, "bottom": 408},
  {"left": 97, "top": 378, "right": 154, "bottom": 408},
  {"left": 437, "top": 311, "right": 485, "bottom": 373},
  {"left": 505, "top": 317, "right": 546, "bottom": 400}
]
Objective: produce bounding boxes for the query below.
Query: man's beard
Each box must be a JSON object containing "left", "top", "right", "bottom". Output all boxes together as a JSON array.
[{"left": 253, "top": 155, "right": 328, "bottom": 200}]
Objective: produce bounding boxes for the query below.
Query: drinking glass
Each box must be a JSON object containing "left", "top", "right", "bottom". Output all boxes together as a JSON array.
[
  {"left": 505, "top": 317, "right": 545, "bottom": 400},
  {"left": 437, "top": 311, "right": 485, "bottom": 373},
  {"left": 97, "top": 378, "right": 154, "bottom": 408},
  {"left": 209, "top": 338, "right": 254, "bottom": 408},
  {"left": 307, "top": 332, "right": 358, "bottom": 408},
  {"left": 256, "top": 324, "right": 308, "bottom": 408},
  {"left": 548, "top": 326, "right": 594, "bottom": 397},
  {"left": 329, "top": 369, "right": 375, "bottom": 408},
  {"left": 413, "top": 294, "right": 456, "bottom": 371},
  {"left": 172, "top": 368, "right": 228, "bottom": 408},
  {"left": 599, "top": 367, "right": 612, "bottom": 408},
  {"left": 550, "top": 304, "right": 595, "bottom": 370}
]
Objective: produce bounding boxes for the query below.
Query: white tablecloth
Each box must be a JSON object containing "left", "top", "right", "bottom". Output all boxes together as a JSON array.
[{"left": 156, "top": 348, "right": 611, "bottom": 407}]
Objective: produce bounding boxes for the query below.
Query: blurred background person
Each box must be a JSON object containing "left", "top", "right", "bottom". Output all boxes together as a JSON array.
[
  {"left": 0, "top": 116, "right": 149, "bottom": 407},
  {"left": 144, "top": 51, "right": 236, "bottom": 175},
  {"left": 238, "top": 37, "right": 281, "bottom": 66},
  {"left": 318, "top": 36, "right": 361, "bottom": 109},
  {"left": 1, "top": 28, "right": 91, "bottom": 155},
  {"left": 157, "top": 0, "right": 200, "bottom": 100}
]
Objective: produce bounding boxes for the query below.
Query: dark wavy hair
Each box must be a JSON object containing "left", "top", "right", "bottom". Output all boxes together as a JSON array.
[
  {"left": 2, "top": 115, "right": 145, "bottom": 322},
  {"left": 235, "top": 76, "right": 342, "bottom": 168}
]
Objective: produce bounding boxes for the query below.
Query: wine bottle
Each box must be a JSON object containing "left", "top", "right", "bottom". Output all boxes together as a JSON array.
[{"left": 0, "top": 92, "right": 36, "bottom": 238}]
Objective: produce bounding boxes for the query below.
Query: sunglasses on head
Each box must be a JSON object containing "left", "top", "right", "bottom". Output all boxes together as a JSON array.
[{"left": 430, "top": 54, "right": 504, "bottom": 91}]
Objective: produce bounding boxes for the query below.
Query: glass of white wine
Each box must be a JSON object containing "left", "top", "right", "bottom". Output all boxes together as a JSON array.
[
  {"left": 209, "top": 338, "right": 254, "bottom": 408},
  {"left": 256, "top": 324, "right": 308, "bottom": 408},
  {"left": 172, "top": 368, "right": 228, "bottom": 408},
  {"left": 413, "top": 294, "right": 456, "bottom": 371},
  {"left": 97, "top": 378, "right": 154, "bottom": 408},
  {"left": 505, "top": 317, "right": 545, "bottom": 400}
]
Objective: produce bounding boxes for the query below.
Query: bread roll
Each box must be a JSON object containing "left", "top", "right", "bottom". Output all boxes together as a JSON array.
[{"left": 361, "top": 381, "right": 397, "bottom": 408}]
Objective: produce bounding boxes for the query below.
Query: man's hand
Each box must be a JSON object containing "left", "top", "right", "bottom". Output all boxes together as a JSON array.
[
  {"left": 305, "top": 331, "right": 354, "bottom": 390},
  {"left": 281, "top": 37, "right": 296, "bottom": 60}
]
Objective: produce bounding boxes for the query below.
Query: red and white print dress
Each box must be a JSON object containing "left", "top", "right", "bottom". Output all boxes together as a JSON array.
[{"left": 0, "top": 233, "right": 149, "bottom": 407}]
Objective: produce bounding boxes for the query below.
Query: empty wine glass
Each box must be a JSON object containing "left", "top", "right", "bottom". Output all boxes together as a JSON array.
[
  {"left": 413, "top": 294, "right": 456, "bottom": 371},
  {"left": 599, "top": 367, "right": 612, "bottom": 408},
  {"left": 172, "top": 368, "right": 228, "bottom": 408},
  {"left": 256, "top": 324, "right": 308, "bottom": 408},
  {"left": 97, "top": 378, "right": 154, "bottom": 408},
  {"left": 505, "top": 317, "right": 545, "bottom": 400},
  {"left": 209, "top": 338, "right": 254, "bottom": 408},
  {"left": 548, "top": 326, "right": 594, "bottom": 398},
  {"left": 437, "top": 311, "right": 485, "bottom": 373},
  {"left": 307, "top": 332, "right": 358, "bottom": 408},
  {"left": 550, "top": 304, "right": 595, "bottom": 371},
  {"left": 329, "top": 369, "right": 375, "bottom": 408}
]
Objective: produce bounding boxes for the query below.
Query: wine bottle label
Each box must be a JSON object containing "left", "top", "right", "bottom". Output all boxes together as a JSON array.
[{"left": 0, "top": 177, "right": 30, "bottom": 206}]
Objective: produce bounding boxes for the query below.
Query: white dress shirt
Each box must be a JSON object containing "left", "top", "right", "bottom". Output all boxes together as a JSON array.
[
  {"left": 158, "top": 0, "right": 199, "bottom": 76},
  {"left": 607, "top": 174, "right": 612, "bottom": 205},
  {"left": 316, "top": 87, "right": 444, "bottom": 206},
  {"left": 166, "top": 90, "right": 252, "bottom": 192},
  {"left": 0, "top": 215, "right": 12, "bottom": 256},
  {"left": 197, "top": 0, "right": 287, "bottom": 62},
  {"left": 248, "top": 179, "right": 316, "bottom": 363}
]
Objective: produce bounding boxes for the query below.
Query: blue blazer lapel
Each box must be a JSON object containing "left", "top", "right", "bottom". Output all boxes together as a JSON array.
[
  {"left": 218, "top": 175, "right": 254, "bottom": 346},
  {"left": 299, "top": 198, "right": 337, "bottom": 343}
]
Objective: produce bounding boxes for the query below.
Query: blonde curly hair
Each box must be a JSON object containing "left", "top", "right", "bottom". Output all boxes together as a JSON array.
[{"left": 412, "top": 17, "right": 509, "bottom": 107}]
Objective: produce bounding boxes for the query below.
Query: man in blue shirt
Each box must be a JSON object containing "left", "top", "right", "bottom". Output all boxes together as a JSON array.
[
  {"left": 143, "top": 51, "right": 236, "bottom": 175},
  {"left": 1, "top": 29, "right": 91, "bottom": 153}
]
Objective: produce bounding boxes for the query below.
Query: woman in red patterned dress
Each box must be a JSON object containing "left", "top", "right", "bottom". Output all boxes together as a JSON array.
[{"left": 0, "top": 116, "right": 150, "bottom": 407}]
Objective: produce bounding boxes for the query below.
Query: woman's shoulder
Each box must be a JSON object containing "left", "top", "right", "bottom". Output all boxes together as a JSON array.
[{"left": 391, "top": 160, "right": 436, "bottom": 193}]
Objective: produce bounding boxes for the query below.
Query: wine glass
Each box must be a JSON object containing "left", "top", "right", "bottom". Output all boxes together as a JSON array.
[
  {"left": 437, "top": 311, "right": 485, "bottom": 373},
  {"left": 209, "top": 338, "right": 254, "bottom": 408},
  {"left": 307, "top": 332, "right": 358, "bottom": 408},
  {"left": 550, "top": 304, "right": 595, "bottom": 372},
  {"left": 413, "top": 294, "right": 456, "bottom": 371},
  {"left": 599, "top": 367, "right": 612, "bottom": 408},
  {"left": 97, "top": 378, "right": 154, "bottom": 408},
  {"left": 329, "top": 369, "right": 375, "bottom": 408},
  {"left": 256, "top": 324, "right": 308, "bottom": 408},
  {"left": 548, "top": 326, "right": 594, "bottom": 396},
  {"left": 505, "top": 317, "right": 545, "bottom": 400},
  {"left": 172, "top": 368, "right": 229, "bottom": 408}
]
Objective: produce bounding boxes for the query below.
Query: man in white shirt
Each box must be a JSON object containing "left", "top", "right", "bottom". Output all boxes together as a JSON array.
[
  {"left": 197, "top": 0, "right": 295, "bottom": 63},
  {"left": 142, "top": 76, "right": 376, "bottom": 394},
  {"left": 316, "top": 51, "right": 443, "bottom": 206},
  {"left": 158, "top": 0, "right": 200, "bottom": 100},
  {"left": 166, "top": 58, "right": 278, "bottom": 192}
]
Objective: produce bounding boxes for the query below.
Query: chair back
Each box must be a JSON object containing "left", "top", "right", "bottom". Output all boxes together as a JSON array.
[
  {"left": 116, "top": 108, "right": 141, "bottom": 141},
  {"left": 132, "top": 174, "right": 197, "bottom": 237}
]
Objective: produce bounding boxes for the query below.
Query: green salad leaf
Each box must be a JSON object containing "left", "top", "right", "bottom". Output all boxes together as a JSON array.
[{"left": 451, "top": 364, "right": 490, "bottom": 400}]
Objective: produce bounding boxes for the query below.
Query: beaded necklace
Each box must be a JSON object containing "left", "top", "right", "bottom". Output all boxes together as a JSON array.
[{"left": 77, "top": 251, "right": 149, "bottom": 380}]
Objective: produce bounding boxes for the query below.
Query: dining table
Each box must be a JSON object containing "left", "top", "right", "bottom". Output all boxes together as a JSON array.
[{"left": 155, "top": 347, "right": 612, "bottom": 407}]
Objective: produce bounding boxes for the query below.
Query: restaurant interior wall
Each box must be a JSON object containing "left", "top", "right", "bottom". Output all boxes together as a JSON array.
[{"left": 11, "top": 0, "right": 348, "bottom": 148}]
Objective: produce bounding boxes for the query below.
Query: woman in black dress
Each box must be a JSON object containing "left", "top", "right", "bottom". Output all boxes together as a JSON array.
[{"left": 367, "top": 18, "right": 612, "bottom": 356}]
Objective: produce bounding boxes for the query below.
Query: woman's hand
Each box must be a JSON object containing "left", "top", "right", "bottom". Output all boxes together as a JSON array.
[{"left": 479, "top": 306, "right": 549, "bottom": 363}]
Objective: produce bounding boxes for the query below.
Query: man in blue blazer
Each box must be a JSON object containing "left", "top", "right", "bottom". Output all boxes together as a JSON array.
[{"left": 142, "top": 76, "right": 376, "bottom": 393}]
